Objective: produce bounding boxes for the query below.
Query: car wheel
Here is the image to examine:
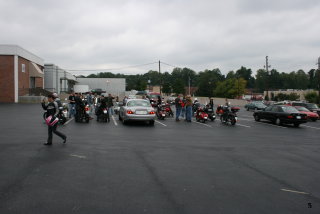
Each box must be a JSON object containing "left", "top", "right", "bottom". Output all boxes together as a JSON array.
[
  {"left": 122, "top": 119, "right": 127, "bottom": 125},
  {"left": 254, "top": 115, "right": 260, "bottom": 121},
  {"left": 275, "top": 118, "right": 281, "bottom": 126},
  {"left": 247, "top": 108, "right": 249, "bottom": 111},
  {"left": 294, "top": 123, "right": 300, "bottom": 127},
  {"left": 311, "top": 118, "right": 317, "bottom": 122},
  {"left": 149, "top": 120, "right": 155, "bottom": 126},
  {"left": 119, "top": 114, "right": 122, "bottom": 121}
]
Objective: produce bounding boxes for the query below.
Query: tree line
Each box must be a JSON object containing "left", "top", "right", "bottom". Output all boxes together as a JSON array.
[{"left": 81, "top": 67, "right": 320, "bottom": 99}]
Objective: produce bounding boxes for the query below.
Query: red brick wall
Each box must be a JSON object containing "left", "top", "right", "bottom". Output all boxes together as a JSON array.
[
  {"left": 18, "top": 57, "right": 30, "bottom": 96},
  {"left": 35, "top": 77, "right": 43, "bottom": 88},
  {"left": 0, "top": 55, "right": 14, "bottom": 102}
]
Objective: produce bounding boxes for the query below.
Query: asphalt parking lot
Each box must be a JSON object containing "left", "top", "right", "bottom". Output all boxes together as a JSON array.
[{"left": 0, "top": 103, "right": 319, "bottom": 214}]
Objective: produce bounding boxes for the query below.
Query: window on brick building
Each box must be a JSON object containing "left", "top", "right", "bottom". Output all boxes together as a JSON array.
[{"left": 22, "top": 64, "right": 25, "bottom": 72}]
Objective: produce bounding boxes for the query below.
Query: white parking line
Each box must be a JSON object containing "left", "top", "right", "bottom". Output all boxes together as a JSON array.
[
  {"left": 63, "top": 118, "right": 74, "bottom": 125},
  {"left": 281, "top": 189, "right": 309, "bottom": 195},
  {"left": 155, "top": 120, "right": 167, "bottom": 127},
  {"left": 111, "top": 115, "right": 118, "bottom": 126},
  {"left": 255, "top": 121, "right": 288, "bottom": 129},
  {"left": 192, "top": 120, "right": 212, "bottom": 128},
  {"left": 301, "top": 125, "right": 320, "bottom": 130},
  {"left": 237, "top": 118, "right": 252, "bottom": 121},
  {"left": 237, "top": 123, "right": 251, "bottom": 128},
  {"left": 70, "top": 154, "right": 87, "bottom": 159}
]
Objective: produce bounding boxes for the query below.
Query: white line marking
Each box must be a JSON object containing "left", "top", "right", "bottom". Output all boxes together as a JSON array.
[
  {"left": 237, "top": 123, "right": 251, "bottom": 128},
  {"left": 111, "top": 115, "right": 118, "bottom": 126},
  {"left": 63, "top": 118, "right": 74, "bottom": 125},
  {"left": 301, "top": 125, "right": 320, "bottom": 130},
  {"left": 70, "top": 154, "right": 87, "bottom": 159},
  {"left": 155, "top": 120, "right": 167, "bottom": 127},
  {"left": 192, "top": 120, "right": 212, "bottom": 128},
  {"left": 281, "top": 189, "right": 309, "bottom": 195},
  {"left": 255, "top": 121, "right": 288, "bottom": 129},
  {"left": 237, "top": 118, "right": 252, "bottom": 121}
]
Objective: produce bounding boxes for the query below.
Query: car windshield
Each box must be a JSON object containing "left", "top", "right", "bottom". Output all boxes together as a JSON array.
[
  {"left": 281, "top": 106, "right": 299, "bottom": 113},
  {"left": 295, "top": 106, "right": 310, "bottom": 112},
  {"left": 306, "top": 103, "right": 319, "bottom": 109},
  {"left": 127, "top": 100, "right": 151, "bottom": 107},
  {"left": 255, "top": 103, "right": 266, "bottom": 107}
]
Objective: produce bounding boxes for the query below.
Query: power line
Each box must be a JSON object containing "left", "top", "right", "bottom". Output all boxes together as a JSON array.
[
  {"left": 160, "top": 61, "right": 178, "bottom": 68},
  {"left": 66, "top": 62, "right": 158, "bottom": 72}
]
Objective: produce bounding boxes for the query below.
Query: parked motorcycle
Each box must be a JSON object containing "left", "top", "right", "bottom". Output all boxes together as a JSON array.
[
  {"left": 195, "top": 104, "right": 209, "bottom": 123},
  {"left": 220, "top": 106, "right": 238, "bottom": 125},
  {"left": 156, "top": 104, "right": 166, "bottom": 120},
  {"left": 204, "top": 105, "right": 216, "bottom": 121},
  {"left": 96, "top": 106, "right": 110, "bottom": 122},
  {"left": 75, "top": 104, "right": 90, "bottom": 123},
  {"left": 165, "top": 103, "right": 174, "bottom": 117}
]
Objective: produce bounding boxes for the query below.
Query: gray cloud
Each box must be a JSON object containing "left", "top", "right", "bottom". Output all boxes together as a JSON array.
[{"left": 0, "top": 0, "right": 319, "bottom": 76}]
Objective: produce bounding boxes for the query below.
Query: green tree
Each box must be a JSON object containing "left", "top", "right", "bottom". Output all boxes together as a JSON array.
[
  {"left": 172, "top": 79, "right": 185, "bottom": 94},
  {"left": 196, "top": 69, "right": 224, "bottom": 97},
  {"left": 304, "top": 91, "right": 319, "bottom": 103},
  {"left": 235, "top": 66, "right": 255, "bottom": 88},
  {"left": 214, "top": 78, "right": 246, "bottom": 98}
]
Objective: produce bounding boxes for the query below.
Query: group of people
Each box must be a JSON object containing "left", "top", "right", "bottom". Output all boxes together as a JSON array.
[
  {"left": 174, "top": 96, "right": 217, "bottom": 122},
  {"left": 68, "top": 92, "right": 118, "bottom": 119}
]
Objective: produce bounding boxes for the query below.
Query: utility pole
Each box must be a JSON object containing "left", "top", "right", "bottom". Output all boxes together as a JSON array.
[
  {"left": 264, "top": 56, "right": 271, "bottom": 100},
  {"left": 159, "top": 60, "right": 162, "bottom": 95}
]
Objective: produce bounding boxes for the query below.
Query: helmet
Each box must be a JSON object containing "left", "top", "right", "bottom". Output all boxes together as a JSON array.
[
  {"left": 45, "top": 115, "right": 59, "bottom": 126},
  {"left": 52, "top": 93, "right": 58, "bottom": 98}
]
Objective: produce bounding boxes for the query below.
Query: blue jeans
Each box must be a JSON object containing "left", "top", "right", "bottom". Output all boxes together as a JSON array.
[
  {"left": 69, "top": 104, "right": 76, "bottom": 118},
  {"left": 176, "top": 107, "right": 181, "bottom": 120},
  {"left": 109, "top": 106, "right": 114, "bottom": 115},
  {"left": 181, "top": 107, "right": 186, "bottom": 118},
  {"left": 186, "top": 106, "right": 192, "bottom": 121}
]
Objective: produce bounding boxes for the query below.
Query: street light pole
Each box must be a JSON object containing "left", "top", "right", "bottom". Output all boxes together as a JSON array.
[
  {"left": 188, "top": 76, "right": 191, "bottom": 95},
  {"left": 159, "top": 60, "right": 162, "bottom": 95},
  {"left": 317, "top": 57, "right": 320, "bottom": 104}
]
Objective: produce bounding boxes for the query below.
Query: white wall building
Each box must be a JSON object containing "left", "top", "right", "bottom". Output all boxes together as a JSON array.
[
  {"left": 44, "top": 64, "right": 77, "bottom": 94},
  {"left": 76, "top": 78, "right": 126, "bottom": 96}
]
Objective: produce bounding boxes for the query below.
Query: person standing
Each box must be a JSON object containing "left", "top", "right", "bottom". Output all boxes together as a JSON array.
[
  {"left": 181, "top": 95, "right": 186, "bottom": 119},
  {"left": 42, "top": 94, "right": 66, "bottom": 145},
  {"left": 68, "top": 92, "right": 76, "bottom": 118},
  {"left": 86, "top": 92, "right": 93, "bottom": 114},
  {"left": 175, "top": 95, "right": 182, "bottom": 121},
  {"left": 107, "top": 94, "right": 115, "bottom": 115},
  {"left": 185, "top": 95, "right": 193, "bottom": 122}
]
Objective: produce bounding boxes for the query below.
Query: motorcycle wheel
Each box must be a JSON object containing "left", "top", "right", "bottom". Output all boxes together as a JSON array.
[{"left": 229, "top": 115, "right": 236, "bottom": 125}]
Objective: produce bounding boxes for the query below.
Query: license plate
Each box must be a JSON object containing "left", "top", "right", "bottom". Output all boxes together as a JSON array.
[
  {"left": 296, "top": 116, "right": 301, "bottom": 119},
  {"left": 204, "top": 117, "right": 207, "bottom": 119},
  {"left": 162, "top": 114, "right": 166, "bottom": 117},
  {"left": 136, "top": 111, "right": 147, "bottom": 115},
  {"left": 86, "top": 111, "right": 90, "bottom": 114},
  {"left": 103, "top": 110, "right": 107, "bottom": 114},
  {"left": 208, "top": 109, "right": 212, "bottom": 112},
  {"left": 235, "top": 117, "right": 238, "bottom": 121}
]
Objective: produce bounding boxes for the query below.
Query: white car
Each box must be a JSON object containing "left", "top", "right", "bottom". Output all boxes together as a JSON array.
[{"left": 119, "top": 99, "right": 156, "bottom": 125}]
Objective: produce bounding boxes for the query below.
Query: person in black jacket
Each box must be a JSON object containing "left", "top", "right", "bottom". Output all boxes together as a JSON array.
[{"left": 42, "top": 94, "right": 67, "bottom": 146}]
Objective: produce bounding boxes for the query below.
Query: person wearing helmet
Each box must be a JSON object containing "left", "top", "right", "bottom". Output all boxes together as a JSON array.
[{"left": 42, "top": 94, "right": 67, "bottom": 145}]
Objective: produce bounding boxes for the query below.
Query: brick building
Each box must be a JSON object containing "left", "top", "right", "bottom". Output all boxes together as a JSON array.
[{"left": 0, "top": 45, "right": 44, "bottom": 103}]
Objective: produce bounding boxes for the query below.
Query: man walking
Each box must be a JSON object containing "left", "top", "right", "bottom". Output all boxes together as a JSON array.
[
  {"left": 42, "top": 94, "right": 67, "bottom": 145},
  {"left": 175, "top": 95, "right": 182, "bottom": 121}
]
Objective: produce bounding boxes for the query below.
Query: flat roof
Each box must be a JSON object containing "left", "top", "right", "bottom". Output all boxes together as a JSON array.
[{"left": 0, "top": 44, "right": 44, "bottom": 66}]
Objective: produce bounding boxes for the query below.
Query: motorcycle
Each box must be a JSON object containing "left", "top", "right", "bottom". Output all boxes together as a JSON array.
[
  {"left": 220, "top": 106, "right": 238, "bottom": 125},
  {"left": 204, "top": 105, "right": 216, "bottom": 121},
  {"left": 195, "top": 105, "right": 209, "bottom": 123},
  {"left": 165, "top": 103, "right": 174, "bottom": 117},
  {"left": 75, "top": 103, "right": 90, "bottom": 123},
  {"left": 96, "top": 105, "right": 110, "bottom": 122},
  {"left": 156, "top": 104, "right": 166, "bottom": 120}
]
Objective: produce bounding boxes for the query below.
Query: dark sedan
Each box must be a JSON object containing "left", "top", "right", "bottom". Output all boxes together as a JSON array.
[
  {"left": 245, "top": 102, "right": 267, "bottom": 111},
  {"left": 253, "top": 105, "right": 307, "bottom": 127}
]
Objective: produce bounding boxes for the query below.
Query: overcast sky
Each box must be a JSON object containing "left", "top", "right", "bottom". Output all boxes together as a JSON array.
[{"left": 0, "top": 0, "right": 319, "bottom": 76}]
